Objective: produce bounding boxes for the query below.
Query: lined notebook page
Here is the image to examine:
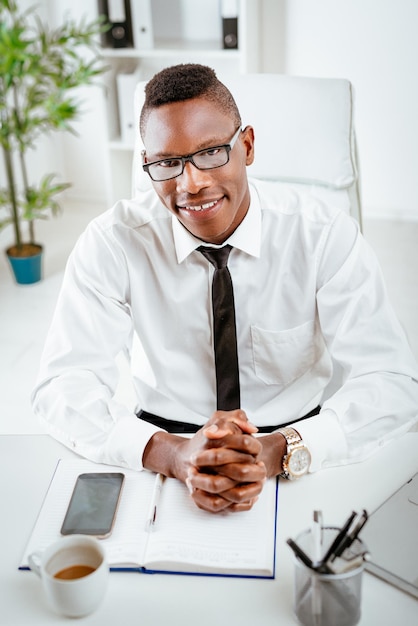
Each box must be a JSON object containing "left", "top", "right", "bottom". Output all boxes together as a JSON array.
[{"left": 144, "top": 476, "right": 277, "bottom": 575}]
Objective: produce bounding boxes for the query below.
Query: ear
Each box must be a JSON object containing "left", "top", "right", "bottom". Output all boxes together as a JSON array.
[{"left": 241, "top": 125, "right": 255, "bottom": 166}]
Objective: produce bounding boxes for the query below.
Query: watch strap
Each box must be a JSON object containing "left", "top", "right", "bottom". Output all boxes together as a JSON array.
[
  {"left": 277, "top": 426, "right": 309, "bottom": 480},
  {"left": 277, "top": 426, "right": 302, "bottom": 447}
]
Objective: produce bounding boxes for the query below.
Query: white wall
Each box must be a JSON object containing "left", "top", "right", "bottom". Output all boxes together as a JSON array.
[
  {"left": 279, "top": 0, "right": 418, "bottom": 220},
  {"left": 47, "top": 0, "right": 109, "bottom": 205}
]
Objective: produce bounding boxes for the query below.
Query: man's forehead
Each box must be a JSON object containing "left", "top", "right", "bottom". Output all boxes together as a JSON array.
[{"left": 143, "top": 101, "right": 234, "bottom": 156}]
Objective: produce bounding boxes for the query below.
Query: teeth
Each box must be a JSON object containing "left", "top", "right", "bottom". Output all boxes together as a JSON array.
[{"left": 183, "top": 200, "right": 217, "bottom": 212}]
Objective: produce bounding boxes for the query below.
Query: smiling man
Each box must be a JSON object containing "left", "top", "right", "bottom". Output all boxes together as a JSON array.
[{"left": 32, "top": 64, "right": 418, "bottom": 513}]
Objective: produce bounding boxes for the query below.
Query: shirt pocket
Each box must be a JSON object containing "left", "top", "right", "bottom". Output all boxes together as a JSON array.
[{"left": 251, "top": 320, "right": 319, "bottom": 387}]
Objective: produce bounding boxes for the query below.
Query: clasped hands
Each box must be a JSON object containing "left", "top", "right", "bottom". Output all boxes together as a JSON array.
[{"left": 180, "top": 410, "right": 267, "bottom": 514}]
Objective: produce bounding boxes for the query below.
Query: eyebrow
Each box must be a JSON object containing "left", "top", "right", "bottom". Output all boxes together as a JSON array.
[{"left": 149, "top": 135, "right": 229, "bottom": 160}]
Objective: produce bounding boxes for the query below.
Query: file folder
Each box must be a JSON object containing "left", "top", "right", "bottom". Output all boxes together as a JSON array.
[
  {"left": 98, "top": 0, "right": 134, "bottom": 48},
  {"left": 130, "top": 0, "right": 154, "bottom": 50},
  {"left": 221, "top": 0, "right": 238, "bottom": 49}
]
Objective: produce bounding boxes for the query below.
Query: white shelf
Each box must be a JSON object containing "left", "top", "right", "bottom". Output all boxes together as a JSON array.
[{"left": 102, "top": 42, "right": 240, "bottom": 58}]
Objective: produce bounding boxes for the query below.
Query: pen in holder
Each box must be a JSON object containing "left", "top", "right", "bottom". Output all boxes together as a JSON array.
[{"left": 289, "top": 520, "right": 368, "bottom": 626}]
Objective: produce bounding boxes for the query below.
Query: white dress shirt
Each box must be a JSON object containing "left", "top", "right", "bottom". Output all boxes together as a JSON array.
[{"left": 32, "top": 179, "right": 418, "bottom": 472}]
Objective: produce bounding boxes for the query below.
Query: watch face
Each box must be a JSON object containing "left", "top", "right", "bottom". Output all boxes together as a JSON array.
[{"left": 288, "top": 447, "right": 311, "bottom": 477}]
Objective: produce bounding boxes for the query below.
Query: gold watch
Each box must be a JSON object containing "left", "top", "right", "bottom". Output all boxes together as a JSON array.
[{"left": 277, "top": 426, "right": 311, "bottom": 480}]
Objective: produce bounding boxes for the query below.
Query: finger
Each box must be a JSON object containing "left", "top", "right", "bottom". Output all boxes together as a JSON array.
[
  {"left": 226, "top": 498, "right": 259, "bottom": 513},
  {"left": 187, "top": 469, "right": 237, "bottom": 495},
  {"left": 192, "top": 438, "right": 263, "bottom": 468},
  {"left": 190, "top": 489, "right": 234, "bottom": 514},
  {"left": 216, "top": 480, "right": 264, "bottom": 504},
  {"left": 193, "top": 493, "right": 260, "bottom": 514},
  {"left": 190, "top": 461, "right": 266, "bottom": 494},
  {"left": 193, "top": 448, "right": 258, "bottom": 470},
  {"left": 202, "top": 433, "right": 262, "bottom": 456},
  {"left": 203, "top": 415, "right": 258, "bottom": 439},
  {"left": 216, "top": 461, "right": 267, "bottom": 484}
]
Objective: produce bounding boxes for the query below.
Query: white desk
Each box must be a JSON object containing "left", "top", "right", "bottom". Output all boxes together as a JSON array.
[{"left": 1, "top": 433, "right": 417, "bottom": 625}]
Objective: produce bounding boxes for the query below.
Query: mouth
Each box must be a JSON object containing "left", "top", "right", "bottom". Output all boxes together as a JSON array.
[{"left": 177, "top": 198, "right": 222, "bottom": 213}]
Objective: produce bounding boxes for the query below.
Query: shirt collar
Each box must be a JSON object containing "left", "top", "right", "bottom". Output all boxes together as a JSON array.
[{"left": 172, "top": 183, "right": 261, "bottom": 263}]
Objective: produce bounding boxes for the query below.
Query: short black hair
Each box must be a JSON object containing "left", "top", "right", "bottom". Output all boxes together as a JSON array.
[{"left": 139, "top": 64, "right": 241, "bottom": 139}]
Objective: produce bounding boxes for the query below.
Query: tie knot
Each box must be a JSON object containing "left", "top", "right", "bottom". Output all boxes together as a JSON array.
[{"left": 198, "top": 245, "right": 232, "bottom": 270}]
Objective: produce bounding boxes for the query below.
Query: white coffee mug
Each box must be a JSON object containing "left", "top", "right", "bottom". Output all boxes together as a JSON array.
[{"left": 28, "top": 535, "right": 108, "bottom": 618}]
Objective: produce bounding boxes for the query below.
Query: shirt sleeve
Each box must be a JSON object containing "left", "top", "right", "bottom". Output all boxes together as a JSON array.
[
  {"left": 296, "top": 212, "right": 418, "bottom": 471},
  {"left": 31, "top": 220, "right": 162, "bottom": 470}
]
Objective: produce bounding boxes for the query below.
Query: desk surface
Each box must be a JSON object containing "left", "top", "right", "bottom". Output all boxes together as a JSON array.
[{"left": 1, "top": 433, "right": 417, "bottom": 626}]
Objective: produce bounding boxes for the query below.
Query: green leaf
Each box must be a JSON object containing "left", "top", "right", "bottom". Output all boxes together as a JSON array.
[{"left": 0, "top": 1, "right": 107, "bottom": 245}]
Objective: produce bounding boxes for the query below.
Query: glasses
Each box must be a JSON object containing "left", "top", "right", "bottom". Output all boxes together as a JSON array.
[{"left": 142, "top": 126, "right": 242, "bottom": 182}]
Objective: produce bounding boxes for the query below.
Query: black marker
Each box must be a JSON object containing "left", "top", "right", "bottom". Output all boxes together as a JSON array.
[{"left": 286, "top": 538, "right": 315, "bottom": 570}]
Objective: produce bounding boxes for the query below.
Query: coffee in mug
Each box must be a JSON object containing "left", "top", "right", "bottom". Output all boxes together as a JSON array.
[{"left": 54, "top": 564, "right": 96, "bottom": 580}]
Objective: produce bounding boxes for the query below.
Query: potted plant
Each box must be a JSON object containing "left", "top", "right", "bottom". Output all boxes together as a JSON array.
[{"left": 0, "top": 0, "right": 108, "bottom": 284}]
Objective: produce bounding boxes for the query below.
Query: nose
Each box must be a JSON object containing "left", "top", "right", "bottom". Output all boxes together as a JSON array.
[{"left": 175, "top": 160, "right": 211, "bottom": 194}]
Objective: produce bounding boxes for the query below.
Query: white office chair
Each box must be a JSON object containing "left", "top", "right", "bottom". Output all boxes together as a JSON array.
[{"left": 131, "top": 73, "right": 362, "bottom": 229}]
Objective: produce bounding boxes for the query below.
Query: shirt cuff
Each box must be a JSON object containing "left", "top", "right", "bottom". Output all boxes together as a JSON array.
[
  {"left": 104, "top": 415, "right": 164, "bottom": 471},
  {"left": 293, "top": 408, "right": 348, "bottom": 472}
]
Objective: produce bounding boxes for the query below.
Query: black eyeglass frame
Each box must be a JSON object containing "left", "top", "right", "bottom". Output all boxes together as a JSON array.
[{"left": 141, "top": 126, "right": 242, "bottom": 182}]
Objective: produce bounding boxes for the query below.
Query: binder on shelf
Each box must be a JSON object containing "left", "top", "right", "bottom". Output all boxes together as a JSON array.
[
  {"left": 130, "top": 0, "right": 154, "bottom": 50},
  {"left": 117, "top": 69, "right": 141, "bottom": 146},
  {"left": 221, "top": 0, "right": 238, "bottom": 49},
  {"left": 98, "top": 0, "right": 134, "bottom": 49}
]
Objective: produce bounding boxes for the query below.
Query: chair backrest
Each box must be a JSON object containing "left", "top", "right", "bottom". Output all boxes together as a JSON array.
[{"left": 132, "top": 73, "right": 362, "bottom": 228}]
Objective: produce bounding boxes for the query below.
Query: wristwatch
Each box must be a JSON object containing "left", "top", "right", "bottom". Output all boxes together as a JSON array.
[{"left": 277, "top": 426, "right": 311, "bottom": 480}]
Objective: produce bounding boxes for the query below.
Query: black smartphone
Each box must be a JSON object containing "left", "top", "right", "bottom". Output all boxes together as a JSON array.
[{"left": 61, "top": 472, "right": 125, "bottom": 538}]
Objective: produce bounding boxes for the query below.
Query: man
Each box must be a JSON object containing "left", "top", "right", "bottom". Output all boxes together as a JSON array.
[{"left": 32, "top": 64, "right": 418, "bottom": 514}]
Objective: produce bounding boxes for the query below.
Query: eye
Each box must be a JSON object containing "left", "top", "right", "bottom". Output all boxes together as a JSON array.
[
  {"left": 157, "top": 158, "right": 182, "bottom": 169},
  {"left": 199, "top": 147, "right": 222, "bottom": 158}
]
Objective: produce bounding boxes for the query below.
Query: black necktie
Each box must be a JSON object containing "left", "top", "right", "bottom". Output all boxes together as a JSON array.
[{"left": 198, "top": 245, "right": 240, "bottom": 411}]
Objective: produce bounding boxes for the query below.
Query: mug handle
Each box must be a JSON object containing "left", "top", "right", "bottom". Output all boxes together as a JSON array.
[{"left": 28, "top": 552, "right": 42, "bottom": 578}]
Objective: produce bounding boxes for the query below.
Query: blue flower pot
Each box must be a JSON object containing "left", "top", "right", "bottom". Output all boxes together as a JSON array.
[{"left": 6, "top": 244, "right": 43, "bottom": 285}]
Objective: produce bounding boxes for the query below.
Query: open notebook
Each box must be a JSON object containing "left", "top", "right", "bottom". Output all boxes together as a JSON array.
[
  {"left": 20, "top": 459, "right": 278, "bottom": 579},
  {"left": 361, "top": 472, "right": 418, "bottom": 598}
]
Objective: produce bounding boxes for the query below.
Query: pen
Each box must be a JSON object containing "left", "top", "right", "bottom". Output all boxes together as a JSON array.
[
  {"left": 312, "top": 510, "right": 323, "bottom": 562},
  {"left": 145, "top": 473, "right": 165, "bottom": 531},
  {"left": 317, "top": 510, "right": 357, "bottom": 572},
  {"left": 331, "top": 509, "right": 368, "bottom": 561},
  {"left": 311, "top": 511, "right": 323, "bottom": 625},
  {"left": 286, "top": 538, "right": 315, "bottom": 570}
]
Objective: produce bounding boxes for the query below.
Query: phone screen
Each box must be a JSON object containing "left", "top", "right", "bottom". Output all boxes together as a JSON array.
[{"left": 61, "top": 473, "right": 125, "bottom": 538}]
